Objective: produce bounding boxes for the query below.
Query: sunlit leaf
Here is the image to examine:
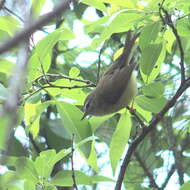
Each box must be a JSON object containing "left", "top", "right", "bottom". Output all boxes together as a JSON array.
[
  {"left": 0, "top": 16, "right": 20, "bottom": 36},
  {"left": 34, "top": 149, "right": 56, "bottom": 179},
  {"left": 15, "top": 157, "right": 38, "bottom": 183},
  {"left": 142, "top": 82, "right": 164, "bottom": 98},
  {"left": 80, "top": 0, "right": 107, "bottom": 12},
  {"left": 87, "top": 140, "right": 99, "bottom": 172},
  {"left": 91, "top": 11, "right": 143, "bottom": 48},
  {"left": 164, "top": 28, "right": 175, "bottom": 53},
  {"left": 180, "top": 181, "right": 190, "bottom": 190},
  {"left": 32, "top": 0, "right": 46, "bottom": 17},
  {"left": 56, "top": 101, "right": 92, "bottom": 156},
  {"left": 97, "top": 0, "right": 135, "bottom": 7},
  {"left": 110, "top": 112, "right": 132, "bottom": 173},
  {"left": 69, "top": 67, "right": 80, "bottom": 77},
  {"left": 139, "top": 21, "right": 161, "bottom": 49},
  {"left": 50, "top": 170, "right": 114, "bottom": 186},
  {"left": 0, "top": 59, "right": 14, "bottom": 75},
  {"left": 24, "top": 180, "right": 35, "bottom": 190},
  {"left": 140, "top": 43, "right": 162, "bottom": 76},
  {"left": 177, "top": 18, "right": 190, "bottom": 36},
  {"left": 135, "top": 95, "right": 167, "bottom": 113},
  {"left": 0, "top": 83, "right": 8, "bottom": 102}
]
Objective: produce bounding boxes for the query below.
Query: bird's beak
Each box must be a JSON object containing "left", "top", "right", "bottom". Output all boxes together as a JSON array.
[{"left": 81, "top": 112, "right": 88, "bottom": 120}]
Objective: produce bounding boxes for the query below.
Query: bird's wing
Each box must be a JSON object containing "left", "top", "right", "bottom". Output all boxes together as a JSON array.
[{"left": 97, "top": 62, "right": 136, "bottom": 104}]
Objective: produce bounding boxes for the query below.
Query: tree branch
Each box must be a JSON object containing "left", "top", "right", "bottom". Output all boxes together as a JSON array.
[
  {"left": 115, "top": 77, "right": 190, "bottom": 190},
  {"left": 159, "top": 3, "right": 185, "bottom": 83},
  {"left": 0, "top": 0, "right": 73, "bottom": 54},
  {"left": 164, "top": 117, "right": 184, "bottom": 185},
  {"left": 115, "top": 2, "right": 188, "bottom": 189}
]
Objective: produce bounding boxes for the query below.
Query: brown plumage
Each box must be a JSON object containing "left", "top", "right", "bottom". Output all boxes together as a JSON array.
[{"left": 82, "top": 32, "right": 138, "bottom": 119}]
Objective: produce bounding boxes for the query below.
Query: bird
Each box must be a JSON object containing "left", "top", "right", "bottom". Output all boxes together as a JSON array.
[{"left": 82, "top": 32, "right": 138, "bottom": 120}]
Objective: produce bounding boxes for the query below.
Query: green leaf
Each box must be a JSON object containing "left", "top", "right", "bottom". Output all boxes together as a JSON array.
[
  {"left": 142, "top": 82, "right": 164, "bottom": 98},
  {"left": 0, "top": 59, "right": 14, "bottom": 75},
  {"left": 60, "top": 27, "right": 75, "bottom": 40},
  {"left": 52, "top": 136, "right": 97, "bottom": 164},
  {"left": 164, "top": 28, "right": 175, "bottom": 53},
  {"left": 35, "top": 29, "right": 62, "bottom": 58},
  {"left": 85, "top": 16, "right": 109, "bottom": 34},
  {"left": 87, "top": 140, "right": 99, "bottom": 172},
  {"left": 0, "top": 115, "right": 10, "bottom": 150},
  {"left": 135, "top": 95, "right": 167, "bottom": 113},
  {"left": 7, "top": 135, "right": 28, "bottom": 156},
  {"left": 177, "top": 18, "right": 190, "bottom": 36},
  {"left": 139, "top": 22, "right": 161, "bottom": 49},
  {"left": 92, "top": 175, "right": 114, "bottom": 183},
  {"left": 34, "top": 149, "right": 56, "bottom": 179},
  {"left": 91, "top": 11, "right": 143, "bottom": 48},
  {"left": 25, "top": 101, "right": 52, "bottom": 137},
  {"left": 28, "top": 53, "right": 51, "bottom": 82},
  {"left": 46, "top": 79, "right": 86, "bottom": 104},
  {"left": 89, "top": 114, "right": 113, "bottom": 132},
  {"left": 50, "top": 170, "right": 93, "bottom": 186},
  {"left": 0, "top": 83, "right": 8, "bottom": 102},
  {"left": 0, "top": 155, "right": 18, "bottom": 166},
  {"left": 24, "top": 103, "right": 40, "bottom": 137},
  {"left": 24, "top": 180, "right": 36, "bottom": 190},
  {"left": 34, "top": 136, "right": 96, "bottom": 178},
  {"left": 141, "top": 42, "right": 166, "bottom": 83},
  {"left": 140, "top": 43, "right": 162, "bottom": 76},
  {"left": 32, "top": 0, "right": 46, "bottom": 17},
  {"left": 56, "top": 101, "right": 91, "bottom": 140},
  {"left": 180, "top": 181, "right": 190, "bottom": 190},
  {"left": 69, "top": 67, "right": 80, "bottom": 77},
  {"left": 46, "top": 119, "right": 71, "bottom": 140},
  {"left": 134, "top": 104, "right": 152, "bottom": 122},
  {"left": 110, "top": 112, "right": 132, "bottom": 173},
  {"left": 15, "top": 157, "right": 39, "bottom": 183},
  {"left": 26, "top": 91, "right": 42, "bottom": 104},
  {"left": 56, "top": 101, "right": 92, "bottom": 156},
  {"left": 0, "top": 171, "right": 19, "bottom": 190},
  {"left": 80, "top": 0, "right": 107, "bottom": 12},
  {"left": 97, "top": 0, "right": 135, "bottom": 7},
  {"left": 50, "top": 170, "right": 113, "bottom": 186},
  {"left": 0, "top": 16, "right": 20, "bottom": 36}
]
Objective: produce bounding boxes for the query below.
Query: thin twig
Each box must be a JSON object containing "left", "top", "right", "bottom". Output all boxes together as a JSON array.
[
  {"left": 0, "top": 0, "right": 72, "bottom": 54},
  {"left": 177, "top": 13, "right": 190, "bottom": 21},
  {"left": 3, "top": 6, "right": 24, "bottom": 22},
  {"left": 164, "top": 117, "right": 184, "bottom": 185},
  {"left": 159, "top": 3, "right": 185, "bottom": 83},
  {"left": 71, "top": 134, "right": 78, "bottom": 190},
  {"left": 34, "top": 73, "right": 96, "bottom": 86},
  {"left": 134, "top": 152, "right": 160, "bottom": 189},
  {"left": 160, "top": 164, "right": 175, "bottom": 190},
  {"left": 126, "top": 106, "right": 146, "bottom": 128},
  {"left": 25, "top": 83, "right": 95, "bottom": 101}
]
